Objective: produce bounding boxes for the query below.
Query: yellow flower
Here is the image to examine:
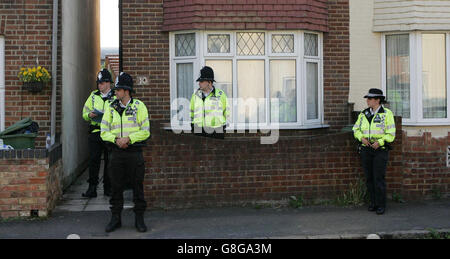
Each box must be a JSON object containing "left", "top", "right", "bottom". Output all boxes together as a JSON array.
[
  {"left": 28, "top": 68, "right": 32, "bottom": 73},
  {"left": 37, "top": 66, "right": 42, "bottom": 71},
  {"left": 32, "top": 67, "right": 36, "bottom": 73},
  {"left": 21, "top": 68, "right": 26, "bottom": 71},
  {"left": 24, "top": 71, "right": 28, "bottom": 76}
]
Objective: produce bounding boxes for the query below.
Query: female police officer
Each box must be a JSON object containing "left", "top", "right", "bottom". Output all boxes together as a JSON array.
[{"left": 353, "top": 88, "right": 396, "bottom": 215}]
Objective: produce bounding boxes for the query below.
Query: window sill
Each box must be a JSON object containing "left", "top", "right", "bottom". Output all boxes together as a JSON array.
[
  {"left": 162, "top": 123, "right": 330, "bottom": 132},
  {"left": 402, "top": 122, "right": 450, "bottom": 126}
]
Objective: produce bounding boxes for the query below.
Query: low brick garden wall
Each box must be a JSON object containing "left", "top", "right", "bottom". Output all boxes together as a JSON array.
[{"left": 0, "top": 144, "right": 63, "bottom": 219}]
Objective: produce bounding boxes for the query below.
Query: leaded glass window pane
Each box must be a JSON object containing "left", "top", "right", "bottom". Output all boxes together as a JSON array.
[
  {"left": 304, "top": 33, "right": 318, "bottom": 56},
  {"left": 175, "top": 33, "right": 195, "bottom": 57},
  {"left": 237, "top": 32, "right": 265, "bottom": 56},
  {"left": 272, "top": 34, "right": 294, "bottom": 54},
  {"left": 207, "top": 34, "right": 230, "bottom": 54}
]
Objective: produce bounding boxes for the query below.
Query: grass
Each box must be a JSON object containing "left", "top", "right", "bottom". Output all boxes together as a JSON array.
[{"left": 334, "top": 179, "right": 369, "bottom": 207}]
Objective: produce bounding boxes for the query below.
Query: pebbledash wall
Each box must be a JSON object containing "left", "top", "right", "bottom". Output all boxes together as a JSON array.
[{"left": 122, "top": 0, "right": 448, "bottom": 209}]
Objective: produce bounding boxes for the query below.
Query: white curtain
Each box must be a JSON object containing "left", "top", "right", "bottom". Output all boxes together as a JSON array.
[
  {"left": 306, "top": 62, "right": 318, "bottom": 120},
  {"left": 422, "top": 34, "right": 447, "bottom": 119},
  {"left": 176, "top": 63, "right": 193, "bottom": 121},
  {"left": 386, "top": 34, "right": 410, "bottom": 118}
]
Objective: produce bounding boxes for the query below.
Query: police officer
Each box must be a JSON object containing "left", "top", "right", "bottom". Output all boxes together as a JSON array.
[
  {"left": 190, "top": 66, "right": 230, "bottom": 139},
  {"left": 81, "top": 69, "right": 115, "bottom": 198},
  {"left": 101, "top": 72, "right": 150, "bottom": 233},
  {"left": 353, "top": 88, "right": 396, "bottom": 215}
]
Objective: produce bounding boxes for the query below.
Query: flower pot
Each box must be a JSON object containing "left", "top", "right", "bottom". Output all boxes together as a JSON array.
[{"left": 23, "top": 82, "right": 44, "bottom": 93}]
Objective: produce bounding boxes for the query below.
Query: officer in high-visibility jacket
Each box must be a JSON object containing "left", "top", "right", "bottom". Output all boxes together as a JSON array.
[
  {"left": 101, "top": 72, "right": 150, "bottom": 233},
  {"left": 190, "top": 66, "right": 230, "bottom": 139},
  {"left": 353, "top": 88, "right": 396, "bottom": 215},
  {"left": 81, "top": 69, "right": 115, "bottom": 198}
]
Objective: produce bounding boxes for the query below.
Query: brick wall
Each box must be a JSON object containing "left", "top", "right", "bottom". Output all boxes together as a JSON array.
[
  {"left": 144, "top": 122, "right": 409, "bottom": 208},
  {"left": 402, "top": 132, "right": 450, "bottom": 200},
  {"left": 0, "top": 144, "right": 63, "bottom": 219},
  {"left": 0, "top": 0, "right": 62, "bottom": 148},
  {"left": 323, "top": 0, "right": 350, "bottom": 131}
]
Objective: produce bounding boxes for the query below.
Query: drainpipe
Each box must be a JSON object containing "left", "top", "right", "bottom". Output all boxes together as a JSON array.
[
  {"left": 50, "top": 0, "right": 58, "bottom": 145},
  {"left": 0, "top": 36, "right": 5, "bottom": 144}
]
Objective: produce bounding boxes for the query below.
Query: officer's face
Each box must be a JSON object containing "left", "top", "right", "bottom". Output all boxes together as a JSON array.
[
  {"left": 98, "top": 82, "right": 111, "bottom": 93},
  {"left": 199, "top": 81, "right": 212, "bottom": 92},
  {"left": 366, "top": 97, "right": 380, "bottom": 108},
  {"left": 115, "top": 88, "right": 125, "bottom": 100}
]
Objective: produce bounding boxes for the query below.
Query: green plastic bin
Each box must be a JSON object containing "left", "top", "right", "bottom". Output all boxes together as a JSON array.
[{"left": 0, "top": 118, "right": 37, "bottom": 149}]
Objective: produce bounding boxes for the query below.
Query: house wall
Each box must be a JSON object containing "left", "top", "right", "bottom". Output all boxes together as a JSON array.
[
  {"left": 0, "top": 0, "right": 62, "bottom": 148},
  {"left": 349, "top": 0, "right": 381, "bottom": 112},
  {"left": 373, "top": 0, "right": 450, "bottom": 32},
  {"left": 61, "top": 0, "right": 100, "bottom": 188}
]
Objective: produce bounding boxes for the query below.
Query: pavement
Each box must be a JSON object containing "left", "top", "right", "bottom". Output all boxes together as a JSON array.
[{"left": 0, "top": 169, "right": 449, "bottom": 239}]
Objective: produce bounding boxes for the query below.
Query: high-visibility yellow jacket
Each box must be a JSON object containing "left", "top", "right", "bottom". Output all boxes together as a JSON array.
[
  {"left": 190, "top": 88, "right": 230, "bottom": 128},
  {"left": 353, "top": 106, "right": 396, "bottom": 147},
  {"left": 100, "top": 98, "right": 150, "bottom": 145},
  {"left": 82, "top": 90, "right": 116, "bottom": 133}
]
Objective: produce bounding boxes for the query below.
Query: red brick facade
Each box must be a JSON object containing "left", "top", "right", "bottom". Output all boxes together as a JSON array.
[
  {"left": 121, "top": 0, "right": 448, "bottom": 208},
  {"left": 0, "top": 0, "right": 62, "bottom": 148},
  {"left": 162, "top": 0, "right": 328, "bottom": 32}
]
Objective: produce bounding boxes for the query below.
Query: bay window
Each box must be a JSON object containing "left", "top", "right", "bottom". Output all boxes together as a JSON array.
[{"left": 170, "top": 31, "right": 324, "bottom": 130}]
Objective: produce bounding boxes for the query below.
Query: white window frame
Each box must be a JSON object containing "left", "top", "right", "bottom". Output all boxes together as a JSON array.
[
  {"left": 170, "top": 30, "right": 325, "bottom": 130},
  {"left": 382, "top": 32, "right": 450, "bottom": 126}
]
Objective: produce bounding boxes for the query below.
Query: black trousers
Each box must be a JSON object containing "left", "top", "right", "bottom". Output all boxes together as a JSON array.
[
  {"left": 360, "top": 147, "right": 389, "bottom": 208},
  {"left": 88, "top": 132, "right": 110, "bottom": 189},
  {"left": 109, "top": 148, "right": 147, "bottom": 214}
]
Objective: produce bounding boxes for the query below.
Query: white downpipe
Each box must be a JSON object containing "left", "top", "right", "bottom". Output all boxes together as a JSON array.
[
  {"left": 50, "top": 0, "right": 58, "bottom": 145},
  {"left": 0, "top": 36, "right": 5, "bottom": 146}
]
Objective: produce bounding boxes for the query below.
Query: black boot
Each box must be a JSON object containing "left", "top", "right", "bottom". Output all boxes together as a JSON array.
[
  {"left": 135, "top": 213, "right": 147, "bottom": 233},
  {"left": 104, "top": 185, "right": 111, "bottom": 196},
  {"left": 82, "top": 184, "right": 97, "bottom": 198},
  {"left": 105, "top": 213, "right": 122, "bottom": 233}
]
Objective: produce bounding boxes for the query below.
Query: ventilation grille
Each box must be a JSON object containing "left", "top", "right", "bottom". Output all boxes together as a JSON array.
[{"left": 447, "top": 146, "right": 450, "bottom": 167}]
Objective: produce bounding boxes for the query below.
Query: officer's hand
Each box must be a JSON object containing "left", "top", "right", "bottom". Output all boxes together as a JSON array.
[
  {"left": 89, "top": 112, "right": 97, "bottom": 118},
  {"left": 371, "top": 141, "right": 380, "bottom": 150},
  {"left": 361, "top": 138, "right": 370, "bottom": 146}
]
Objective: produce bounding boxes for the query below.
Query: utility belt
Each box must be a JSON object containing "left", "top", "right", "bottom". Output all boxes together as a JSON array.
[
  {"left": 106, "top": 141, "right": 147, "bottom": 153},
  {"left": 89, "top": 124, "right": 101, "bottom": 133}
]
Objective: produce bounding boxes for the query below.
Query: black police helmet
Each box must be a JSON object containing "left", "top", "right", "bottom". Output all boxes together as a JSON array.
[
  {"left": 97, "top": 69, "right": 113, "bottom": 84},
  {"left": 364, "top": 88, "right": 386, "bottom": 103},
  {"left": 114, "top": 72, "right": 135, "bottom": 93},
  {"left": 196, "top": 66, "right": 216, "bottom": 83}
]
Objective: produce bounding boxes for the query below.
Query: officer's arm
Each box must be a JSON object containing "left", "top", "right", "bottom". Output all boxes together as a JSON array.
[
  {"left": 352, "top": 114, "right": 363, "bottom": 142},
  {"left": 222, "top": 93, "right": 230, "bottom": 124},
  {"left": 128, "top": 103, "right": 150, "bottom": 144},
  {"left": 100, "top": 105, "right": 116, "bottom": 143},
  {"left": 82, "top": 94, "right": 93, "bottom": 122},
  {"left": 190, "top": 94, "right": 195, "bottom": 122},
  {"left": 378, "top": 111, "right": 396, "bottom": 146}
]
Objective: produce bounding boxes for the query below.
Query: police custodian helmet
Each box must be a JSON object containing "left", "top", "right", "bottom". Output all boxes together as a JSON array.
[
  {"left": 196, "top": 66, "right": 216, "bottom": 82},
  {"left": 114, "top": 72, "right": 135, "bottom": 93},
  {"left": 97, "top": 69, "right": 113, "bottom": 84}
]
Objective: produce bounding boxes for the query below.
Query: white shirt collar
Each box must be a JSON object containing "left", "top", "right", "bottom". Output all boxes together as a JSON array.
[
  {"left": 120, "top": 99, "right": 131, "bottom": 108},
  {"left": 101, "top": 89, "right": 111, "bottom": 98},
  {"left": 370, "top": 105, "right": 382, "bottom": 115}
]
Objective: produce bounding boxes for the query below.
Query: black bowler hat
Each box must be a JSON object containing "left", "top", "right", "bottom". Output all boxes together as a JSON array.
[
  {"left": 364, "top": 88, "right": 385, "bottom": 99},
  {"left": 196, "top": 66, "right": 216, "bottom": 82},
  {"left": 114, "top": 72, "right": 135, "bottom": 93}
]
